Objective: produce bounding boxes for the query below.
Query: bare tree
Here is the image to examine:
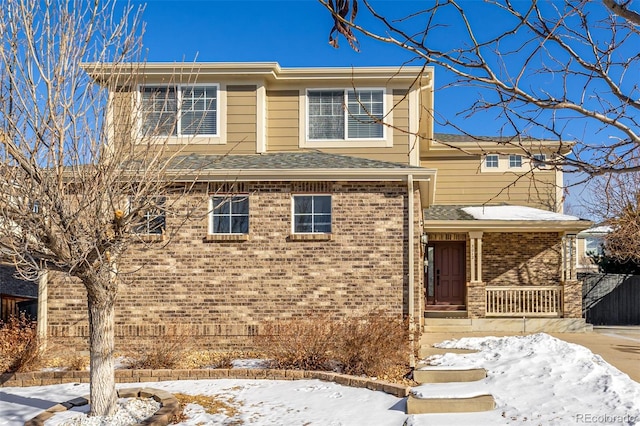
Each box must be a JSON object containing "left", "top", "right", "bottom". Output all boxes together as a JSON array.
[
  {"left": 320, "top": 0, "right": 640, "bottom": 179},
  {"left": 0, "top": 0, "right": 197, "bottom": 417},
  {"left": 585, "top": 166, "right": 640, "bottom": 264}
]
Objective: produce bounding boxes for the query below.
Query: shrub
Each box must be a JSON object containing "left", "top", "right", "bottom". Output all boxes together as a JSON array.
[
  {"left": 0, "top": 313, "right": 42, "bottom": 373},
  {"left": 332, "top": 311, "right": 409, "bottom": 377},
  {"left": 255, "top": 314, "right": 337, "bottom": 371},
  {"left": 255, "top": 311, "right": 409, "bottom": 377},
  {"left": 123, "top": 328, "right": 193, "bottom": 370}
]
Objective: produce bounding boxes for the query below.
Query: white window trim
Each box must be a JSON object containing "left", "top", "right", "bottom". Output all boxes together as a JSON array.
[
  {"left": 136, "top": 83, "right": 226, "bottom": 145},
  {"left": 299, "top": 88, "right": 393, "bottom": 148},
  {"left": 509, "top": 154, "right": 523, "bottom": 168},
  {"left": 532, "top": 154, "right": 549, "bottom": 169},
  {"left": 208, "top": 194, "right": 250, "bottom": 235},
  {"left": 291, "top": 194, "right": 332, "bottom": 235},
  {"left": 485, "top": 154, "right": 499, "bottom": 168}
]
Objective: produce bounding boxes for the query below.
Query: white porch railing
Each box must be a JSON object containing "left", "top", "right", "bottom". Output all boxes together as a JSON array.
[{"left": 485, "top": 286, "right": 563, "bottom": 317}]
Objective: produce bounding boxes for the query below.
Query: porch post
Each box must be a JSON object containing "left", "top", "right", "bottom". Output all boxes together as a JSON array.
[
  {"left": 37, "top": 270, "right": 48, "bottom": 348},
  {"left": 470, "top": 238, "right": 476, "bottom": 282},
  {"left": 469, "top": 231, "right": 484, "bottom": 282},
  {"left": 468, "top": 231, "right": 485, "bottom": 318},
  {"left": 562, "top": 233, "right": 581, "bottom": 318},
  {"left": 562, "top": 233, "right": 577, "bottom": 281}
]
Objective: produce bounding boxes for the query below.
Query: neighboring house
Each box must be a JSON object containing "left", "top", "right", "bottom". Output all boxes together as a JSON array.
[
  {"left": 0, "top": 264, "right": 38, "bottom": 322},
  {"left": 576, "top": 226, "right": 611, "bottom": 273},
  {"left": 42, "top": 63, "right": 592, "bottom": 353}
]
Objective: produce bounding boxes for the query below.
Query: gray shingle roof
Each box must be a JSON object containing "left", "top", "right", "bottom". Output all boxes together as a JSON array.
[
  {"left": 434, "top": 133, "right": 542, "bottom": 144},
  {"left": 423, "top": 205, "right": 477, "bottom": 221},
  {"left": 167, "top": 152, "right": 424, "bottom": 171}
]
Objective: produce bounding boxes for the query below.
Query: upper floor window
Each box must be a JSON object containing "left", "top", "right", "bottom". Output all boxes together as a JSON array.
[
  {"left": 210, "top": 195, "right": 249, "bottom": 234},
  {"left": 140, "top": 85, "right": 218, "bottom": 137},
  {"left": 129, "top": 196, "right": 166, "bottom": 235},
  {"left": 485, "top": 154, "right": 499, "bottom": 168},
  {"left": 509, "top": 154, "right": 522, "bottom": 168},
  {"left": 532, "top": 154, "right": 546, "bottom": 168},
  {"left": 292, "top": 195, "right": 332, "bottom": 234},
  {"left": 307, "top": 89, "right": 384, "bottom": 141}
]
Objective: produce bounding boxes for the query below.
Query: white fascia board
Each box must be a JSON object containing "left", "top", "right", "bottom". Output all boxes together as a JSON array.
[
  {"left": 423, "top": 220, "right": 593, "bottom": 233},
  {"left": 168, "top": 168, "right": 436, "bottom": 183}
]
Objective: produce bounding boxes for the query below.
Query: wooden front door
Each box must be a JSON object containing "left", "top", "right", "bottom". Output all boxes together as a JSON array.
[{"left": 433, "top": 242, "right": 466, "bottom": 305}]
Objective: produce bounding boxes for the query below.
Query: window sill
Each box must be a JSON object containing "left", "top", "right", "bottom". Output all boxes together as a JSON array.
[
  {"left": 300, "top": 139, "right": 391, "bottom": 149},
  {"left": 132, "top": 234, "right": 165, "bottom": 243},
  {"left": 288, "top": 233, "right": 333, "bottom": 242},
  {"left": 204, "top": 234, "right": 249, "bottom": 242}
]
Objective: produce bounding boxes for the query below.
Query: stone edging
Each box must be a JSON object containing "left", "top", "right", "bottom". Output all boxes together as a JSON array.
[
  {"left": 24, "top": 387, "right": 180, "bottom": 426},
  {"left": 4, "top": 369, "right": 409, "bottom": 425}
]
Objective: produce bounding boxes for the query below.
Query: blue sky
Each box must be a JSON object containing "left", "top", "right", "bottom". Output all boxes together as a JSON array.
[
  {"left": 124, "top": 0, "right": 600, "bottom": 214},
  {"left": 128, "top": 0, "right": 476, "bottom": 130}
]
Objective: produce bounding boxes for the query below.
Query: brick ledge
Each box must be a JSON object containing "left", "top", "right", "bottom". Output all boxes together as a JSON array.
[{"left": 4, "top": 369, "right": 410, "bottom": 422}]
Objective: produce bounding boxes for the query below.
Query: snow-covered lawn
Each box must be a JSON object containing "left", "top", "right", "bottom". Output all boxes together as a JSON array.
[{"left": 0, "top": 333, "right": 638, "bottom": 425}]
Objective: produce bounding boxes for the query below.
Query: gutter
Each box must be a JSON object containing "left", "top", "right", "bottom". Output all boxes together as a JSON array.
[
  {"left": 162, "top": 167, "right": 437, "bottom": 183},
  {"left": 407, "top": 174, "right": 416, "bottom": 369}
]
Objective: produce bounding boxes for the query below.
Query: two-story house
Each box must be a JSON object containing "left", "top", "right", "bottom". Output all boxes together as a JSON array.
[{"left": 41, "top": 63, "right": 591, "bottom": 353}]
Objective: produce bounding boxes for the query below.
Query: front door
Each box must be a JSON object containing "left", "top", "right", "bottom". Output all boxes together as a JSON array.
[{"left": 431, "top": 242, "right": 466, "bottom": 305}]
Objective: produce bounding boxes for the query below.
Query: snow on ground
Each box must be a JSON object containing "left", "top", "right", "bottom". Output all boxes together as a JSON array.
[
  {"left": 410, "top": 333, "right": 640, "bottom": 426},
  {"left": 0, "top": 333, "right": 638, "bottom": 425}
]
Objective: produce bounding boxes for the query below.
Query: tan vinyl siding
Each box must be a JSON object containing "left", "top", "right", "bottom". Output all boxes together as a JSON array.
[
  {"left": 265, "top": 89, "right": 412, "bottom": 164},
  {"left": 314, "top": 91, "right": 410, "bottom": 163},
  {"left": 111, "top": 89, "right": 134, "bottom": 148},
  {"left": 425, "top": 156, "right": 559, "bottom": 210},
  {"left": 266, "top": 90, "right": 299, "bottom": 151},
  {"left": 225, "top": 85, "right": 257, "bottom": 154}
]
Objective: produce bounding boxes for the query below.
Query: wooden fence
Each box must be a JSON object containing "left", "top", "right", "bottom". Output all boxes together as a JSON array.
[{"left": 581, "top": 273, "right": 640, "bottom": 325}]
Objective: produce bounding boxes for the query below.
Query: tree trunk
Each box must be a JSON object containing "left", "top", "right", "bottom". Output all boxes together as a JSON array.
[{"left": 87, "top": 292, "right": 117, "bottom": 417}]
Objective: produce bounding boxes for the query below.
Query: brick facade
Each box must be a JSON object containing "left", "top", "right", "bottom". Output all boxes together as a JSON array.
[
  {"left": 482, "top": 232, "right": 563, "bottom": 286},
  {"left": 46, "top": 181, "right": 423, "bottom": 351}
]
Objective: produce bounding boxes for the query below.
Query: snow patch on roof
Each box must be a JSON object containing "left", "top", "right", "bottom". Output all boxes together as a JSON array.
[
  {"left": 578, "top": 225, "right": 613, "bottom": 235},
  {"left": 461, "top": 205, "right": 581, "bottom": 221}
]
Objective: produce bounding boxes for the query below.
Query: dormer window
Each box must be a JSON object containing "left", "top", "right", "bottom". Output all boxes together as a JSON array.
[{"left": 140, "top": 85, "right": 218, "bottom": 137}]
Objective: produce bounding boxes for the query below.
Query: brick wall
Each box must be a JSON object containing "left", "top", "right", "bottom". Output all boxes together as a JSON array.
[
  {"left": 46, "top": 181, "right": 420, "bottom": 351},
  {"left": 482, "top": 232, "right": 563, "bottom": 286}
]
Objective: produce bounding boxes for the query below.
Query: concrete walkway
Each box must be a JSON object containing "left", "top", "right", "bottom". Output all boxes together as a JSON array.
[{"left": 420, "top": 327, "right": 640, "bottom": 383}]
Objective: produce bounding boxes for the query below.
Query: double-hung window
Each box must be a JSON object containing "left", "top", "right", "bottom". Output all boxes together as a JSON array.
[
  {"left": 292, "top": 195, "right": 331, "bottom": 234},
  {"left": 307, "top": 89, "right": 384, "bottom": 140},
  {"left": 509, "top": 154, "right": 522, "bottom": 168},
  {"left": 140, "top": 85, "right": 218, "bottom": 137},
  {"left": 210, "top": 195, "right": 249, "bottom": 234}
]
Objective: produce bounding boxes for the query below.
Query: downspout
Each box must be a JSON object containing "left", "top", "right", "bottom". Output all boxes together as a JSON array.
[{"left": 407, "top": 174, "right": 416, "bottom": 368}]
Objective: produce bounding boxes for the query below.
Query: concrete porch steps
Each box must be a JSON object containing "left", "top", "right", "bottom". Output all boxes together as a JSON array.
[
  {"left": 408, "top": 342, "right": 495, "bottom": 415},
  {"left": 407, "top": 393, "right": 495, "bottom": 414},
  {"left": 407, "top": 368, "right": 496, "bottom": 414},
  {"left": 413, "top": 367, "right": 487, "bottom": 384},
  {"left": 423, "top": 318, "right": 473, "bottom": 333}
]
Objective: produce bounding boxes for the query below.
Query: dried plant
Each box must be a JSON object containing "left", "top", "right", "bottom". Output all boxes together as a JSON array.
[{"left": 0, "top": 313, "right": 42, "bottom": 373}]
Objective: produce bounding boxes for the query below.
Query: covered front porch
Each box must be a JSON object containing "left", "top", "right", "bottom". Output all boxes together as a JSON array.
[{"left": 421, "top": 205, "right": 593, "bottom": 332}]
